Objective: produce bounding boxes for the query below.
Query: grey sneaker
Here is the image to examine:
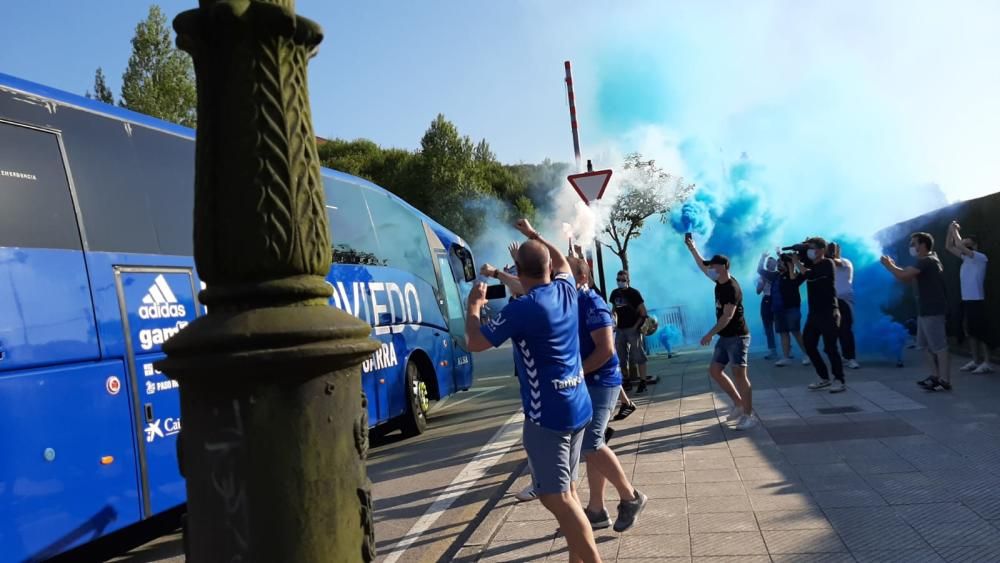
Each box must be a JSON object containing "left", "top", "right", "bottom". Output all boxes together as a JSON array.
[
  {"left": 808, "top": 379, "right": 831, "bottom": 390},
  {"left": 613, "top": 489, "right": 648, "bottom": 532},
  {"left": 584, "top": 507, "right": 611, "bottom": 530}
]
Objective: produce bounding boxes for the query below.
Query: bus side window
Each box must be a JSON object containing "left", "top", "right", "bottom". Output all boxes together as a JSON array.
[
  {"left": 323, "top": 176, "right": 383, "bottom": 266},
  {"left": 363, "top": 189, "right": 436, "bottom": 287}
]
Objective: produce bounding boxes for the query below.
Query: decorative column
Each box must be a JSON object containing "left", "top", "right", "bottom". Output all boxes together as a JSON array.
[{"left": 157, "top": 1, "right": 380, "bottom": 561}]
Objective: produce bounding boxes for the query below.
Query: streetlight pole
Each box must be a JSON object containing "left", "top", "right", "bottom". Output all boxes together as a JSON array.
[{"left": 158, "top": 1, "right": 380, "bottom": 561}]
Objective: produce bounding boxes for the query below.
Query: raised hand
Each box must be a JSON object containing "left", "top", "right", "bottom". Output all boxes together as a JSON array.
[
  {"left": 514, "top": 218, "right": 538, "bottom": 239},
  {"left": 507, "top": 241, "right": 520, "bottom": 261}
]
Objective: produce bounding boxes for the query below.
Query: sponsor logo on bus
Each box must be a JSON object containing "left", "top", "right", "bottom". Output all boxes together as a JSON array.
[
  {"left": 145, "top": 379, "right": 179, "bottom": 395},
  {"left": 0, "top": 169, "right": 38, "bottom": 181},
  {"left": 328, "top": 280, "right": 423, "bottom": 331},
  {"left": 139, "top": 321, "right": 188, "bottom": 351},
  {"left": 145, "top": 417, "right": 181, "bottom": 443},
  {"left": 362, "top": 342, "right": 399, "bottom": 373},
  {"left": 138, "top": 275, "right": 187, "bottom": 319}
]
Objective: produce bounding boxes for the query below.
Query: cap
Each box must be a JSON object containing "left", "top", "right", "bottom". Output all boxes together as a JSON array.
[{"left": 702, "top": 254, "right": 730, "bottom": 268}]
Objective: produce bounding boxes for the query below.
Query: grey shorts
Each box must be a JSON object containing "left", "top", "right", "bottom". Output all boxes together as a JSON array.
[
  {"left": 523, "top": 420, "right": 585, "bottom": 495},
  {"left": 712, "top": 335, "right": 751, "bottom": 367},
  {"left": 917, "top": 315, "right": 948, "bottom": 353},
  {"left": 615, "top": 327, "right": 647, "bottom": 366},
  {"left": 582, "top": 385, "right": 618, "bottom": 453}
]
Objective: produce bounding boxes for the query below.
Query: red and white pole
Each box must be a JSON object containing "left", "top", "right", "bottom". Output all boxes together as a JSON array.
[{"left": 564, "top": 60, "right": 583, "bottom": 172}]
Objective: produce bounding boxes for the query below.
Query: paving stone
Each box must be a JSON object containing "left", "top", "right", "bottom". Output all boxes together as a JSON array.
[
  {"left": 685, "top": 469, "right": 742, "bottom": 483},
  {"left": 960, "top": 494, "right": 1000, "bottom": 520},
  {"left": 630, "top": 506, "right": 689, "bottom": 535},
  {"left": 733, "top": 455, "right": 788, "bottom": 469},
  {"left": 835, "top": 522, "right": 929, "bottom": 551},
  {"left": 852, "top": 549, "right": 945, "bottom": 563},
  {"left": 477, "top": 538, "right": 553, "bottom": 562},
  {"left": 691, "top": 557, "right": 769, "bottom": 563},
  {"left": 753, "top": 510, "right": 831, "bottom": 533},
  {"left": 822, "top": 505, "right": 906, "bottom": 529},
  {"left": 506, "top": 503, "right": 554, "bottom": 522},
  {"left": 492, "top": 520, "right": 557, "bottom": 541},
  {"left": 684, "top": 448, "right": 736, "bottom": 460},
  {"left": 690, "top": 531, "right": 767, "bottom": 556},
  {"left": 936, "top": 544, "right": 1000, "bottom": 562},
  {"left": 748, "top": 493, "right": 820, "bottom": 512},
  {"left": 847, "top": 458, "right": 918, "bottom": 474},
  {"left": 911, "top": 518, "right": 1000, "bottom": 547},
  {"left": 761, "top": 529, "right": 848, "bottom": 553},
  {"left": 687, "top": 495, "right": 753, "bottom": 513},
  {"left": 684, "top": 457, "right": 736, "bottom": 471},
  {"left": 616, "top": 558, "right": 691, "bottom": 563},
  {"left": 741, "top": 479, "right": 810, "bottom": 496},
  {"left": 619, "top": 533, "right": 692, "bottom": 558},
  {"left": 638, "top": 483, "right": 687, "bottom": 499},
  {"left": 737, "top": 466, "right": 799, "bottom": 483},
  {"left": 635, "top": 460, "right": 684, "bottom": 473},
  {"left": 688, "top": 511, "right": 759, "bottom": 533},
  {"left": 769, "top": 554, "right": 856, "bottom": 563},
  {"left": 550, "top": 533, "right": 619, "bottom": 561},
  {"left": 881, "top": 486, "right": 958, "bottom": 505},
  {"left": 812, "top": 488, "right": 887, "bottom": 508},
  {"left": 686, "top": 482, "right": 746, "bottom": 498},
  {"left": 803, "top": 475, "right": 871, "bottom": 492},
  {"left": 634, "top": 470, "right": 686, "bottom": 486},
  {"left": 796, "top": 462, "right": 858, "bottom": 479}
]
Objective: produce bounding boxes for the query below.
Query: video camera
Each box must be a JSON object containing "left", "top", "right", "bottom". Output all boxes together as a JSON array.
[{"left": 780, "top": 242, "right": 812, "bottom": 266}]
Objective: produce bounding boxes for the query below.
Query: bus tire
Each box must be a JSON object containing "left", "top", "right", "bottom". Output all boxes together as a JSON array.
[{"left": 400, "top": 361, "right": 429, "bottom": 437}]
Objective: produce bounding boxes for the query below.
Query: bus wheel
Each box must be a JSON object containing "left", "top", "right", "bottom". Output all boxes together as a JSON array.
[{"left": 400, "top": 362, "right": 429, "bottom": 437}]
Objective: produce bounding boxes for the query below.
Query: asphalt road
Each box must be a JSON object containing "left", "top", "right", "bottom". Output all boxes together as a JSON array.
[{"left": 97, "top": 346, "right": 522, "bottom": 563}]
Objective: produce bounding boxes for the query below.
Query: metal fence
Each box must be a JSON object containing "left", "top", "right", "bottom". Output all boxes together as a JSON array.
[{"left": 644, "top": 305, "right": 687, "bottom": 356}]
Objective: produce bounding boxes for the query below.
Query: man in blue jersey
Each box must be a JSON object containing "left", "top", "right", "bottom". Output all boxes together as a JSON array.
[
  {"left": 570, "top": 257, "right": 648, "bottom": 533},
  {"left": 466, "top": 219, "right": 599, "bottom": 562}
]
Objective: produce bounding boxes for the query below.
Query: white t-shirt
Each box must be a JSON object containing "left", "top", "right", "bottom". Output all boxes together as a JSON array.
[
  {"left": 834, "top": 258, "right": 854, "bottom": 300},
  {"left": 960, "top": 251, "right": 988, "bottom": 301}
]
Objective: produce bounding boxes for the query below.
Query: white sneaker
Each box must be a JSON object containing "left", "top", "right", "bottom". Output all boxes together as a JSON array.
[
  {"left": 847, "top": 359, "right": 861, "bottom": 369},
  {"left": 829, "top": 380, "right": 846, "bottom": 393},
  {"left": 514, "top": 484, "right": 538, "bottom": 502},
  {"left": 960, "top": 360, "right": 979, "bottom": 371},
  {"left": 726, "top": 406, "right": 744, "bottom": 421},
  {"left": 775, "top": 358, "right": 791, "bottom": 367},
  {"left": 808, "top": 379, "right": 831, "bottom": 390},
  {"left": 801, "top": 358, "right": 812, "bottom": 366},
  {"left": 973, "top": 363, "right": 994, "bottom": 374},
  {"left": 735, "top": 414, "right": 758, "bottom": 430}
]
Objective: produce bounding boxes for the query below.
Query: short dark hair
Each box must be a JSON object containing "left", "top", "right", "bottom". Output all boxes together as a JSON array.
[
  {"left": 911, "top": 232, "right": 934, "bottom": 251},
  {"left": 966, "top": 234, "right": 979, "bottom": 248},
  {"left": 805, "top": 237, "right": 827, "bottom": 250}
]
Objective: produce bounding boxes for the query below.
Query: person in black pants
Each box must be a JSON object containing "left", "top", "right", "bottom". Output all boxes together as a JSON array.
[
  {"left": 828, "top": 242, "right": 860, "bottom": 369},
  {"left": 792, "top": 237, "right": 846, "bottom": 393}
]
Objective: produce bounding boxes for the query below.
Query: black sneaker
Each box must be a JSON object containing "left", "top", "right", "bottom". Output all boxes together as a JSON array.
[
  {"left": 917, "top": 376, "right": 935, "bottom": 389},
  {"left": 604, "top": 426, "right": 615, "bottom": 445},
  {"left": 614, "top": 402, "right": 637, "bottom": 421},
  {"left": 635, "top": 380, "right": 647, "bottom": 394},
  {"left": 924, "top": 377, "right": 952, "bottom": 391},
  {"left": 584, "top": 507, "right": 611, "bottom": 530},
  {"left": 613, "top": 489, "right": 648, "bottom": 532}
]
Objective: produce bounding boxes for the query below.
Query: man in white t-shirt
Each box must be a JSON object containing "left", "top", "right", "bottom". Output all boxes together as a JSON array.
[
  {"left": 946, "top": 221, "right": 992, "bottom": 373},
  {"left": 829, "top": 242, "right": 860, "bottom": 369}
]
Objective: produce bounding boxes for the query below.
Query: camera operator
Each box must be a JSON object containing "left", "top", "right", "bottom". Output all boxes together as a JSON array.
[{"left": 791, "top": 238, "right": 846, "bottom": 393}]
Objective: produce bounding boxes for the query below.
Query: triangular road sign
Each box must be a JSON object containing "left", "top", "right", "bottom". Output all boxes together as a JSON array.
[{"left": 568, "top": 169, "right": 613, "bottom": 204}]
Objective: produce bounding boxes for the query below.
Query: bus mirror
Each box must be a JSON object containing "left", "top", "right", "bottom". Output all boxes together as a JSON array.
[{"left": 453, "top": 246, "right": 476, "bottom": 282}]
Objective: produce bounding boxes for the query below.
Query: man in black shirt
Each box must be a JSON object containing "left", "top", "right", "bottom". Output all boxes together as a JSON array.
[
  {"left": 792, "top": 237, "right": 846, "bottom": 393},
  {"left": 609, "top": 270, "right": 651, "bottom": 393},
  {"left": 685, "top": 237, "right": 756, "bottom": 430}
]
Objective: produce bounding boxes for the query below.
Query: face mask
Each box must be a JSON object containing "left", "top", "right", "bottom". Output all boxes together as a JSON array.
[
  {"left": 707, "top": 269, "right": 720, "bottom": 281},
  {"left": 617, "top": 280, "right": 627, "bottom": 289},
  {"left": 909, "top": 246, "right": 918, "bottom": 257},
  {"left": 806, "top": 249, "right": 817, "bottom": 261},
  {"left": 766, "top": 262, "right": 777, "bottom": 272}
]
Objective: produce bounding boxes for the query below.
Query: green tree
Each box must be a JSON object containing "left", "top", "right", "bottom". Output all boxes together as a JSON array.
[
  {"left": 120, "top": 5, "right": 197, "bottom": 127},
  {"left": 85, "top": 67, "right": 115, "bottom": 104},
  {"left": 603, "top": 153, "right": 695, "bottom": 271}
]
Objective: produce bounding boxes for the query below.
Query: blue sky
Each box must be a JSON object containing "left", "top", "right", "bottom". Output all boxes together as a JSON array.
[{"left": 3, "top": 1, "right": 998, "bottom": 207}]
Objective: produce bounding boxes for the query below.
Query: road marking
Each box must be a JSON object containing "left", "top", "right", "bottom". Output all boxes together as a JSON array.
[
  {"left": 381, "top": 411, "right": 524, "bottom": 563},
  {"left": 432, "top": 386, "right": 505, "bottom": 414}
]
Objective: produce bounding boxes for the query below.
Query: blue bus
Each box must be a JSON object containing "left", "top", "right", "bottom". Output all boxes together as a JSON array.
[{"left": 0, "top": 73, "right": 478, "bottom": 561}]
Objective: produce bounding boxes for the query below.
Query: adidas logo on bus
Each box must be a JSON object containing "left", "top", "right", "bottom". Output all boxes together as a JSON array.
[{"left": 139, "top": 275, "right": 187, "bottom": 319}]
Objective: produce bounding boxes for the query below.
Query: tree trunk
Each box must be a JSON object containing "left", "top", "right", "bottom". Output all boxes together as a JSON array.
[{"left": 620, "top": 250, "right": 630, "bottom": 272}]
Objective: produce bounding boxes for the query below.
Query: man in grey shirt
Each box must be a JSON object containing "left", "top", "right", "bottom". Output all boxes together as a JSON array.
[{"left": 881, "top": 232, "right": 951, "bottom": 390}]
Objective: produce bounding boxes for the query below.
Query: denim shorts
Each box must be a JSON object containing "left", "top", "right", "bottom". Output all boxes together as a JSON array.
[
  {"left": 712, "top": 335, "right": 751, "bottom": 367},
  {"left": 523, "top": 420, "right": 586, "bottom": 495},
  {"left": 582, "top": 385, "right": 618, "bottom": 453},
  {"left": 773, "top": 308, "right": 802, "bottom": 334}
]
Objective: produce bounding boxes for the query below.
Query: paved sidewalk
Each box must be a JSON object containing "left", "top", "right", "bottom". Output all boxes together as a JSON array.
[{"left": 456, "top": 348, "right": 1000, "bottom": 562}]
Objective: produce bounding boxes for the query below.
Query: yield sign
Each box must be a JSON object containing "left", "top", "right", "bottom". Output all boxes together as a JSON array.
[{"left": 567, "top": 169, "right": 613, "bottom": 204}]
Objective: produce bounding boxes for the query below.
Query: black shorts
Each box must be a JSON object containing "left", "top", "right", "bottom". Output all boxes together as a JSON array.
[{"left": 963, "top": 300, "right": 990, "bottom": 343}]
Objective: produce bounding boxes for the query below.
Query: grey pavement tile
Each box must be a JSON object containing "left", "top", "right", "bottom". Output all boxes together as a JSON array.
[
  {"left": 748, "top": 493, "right": 820, "bottom": 512},
  {"left": 492, "top": 520, "right": 558, "bottom": 541},
  {"left": 936, "top": 544, "right": 1000, "bottom": 562},
  {"left": 961, "top": 494, "right": 1000, "bottom": 520},
  {"left": 734, "top": 455, "right": 789, "bottom": 469},
  {"left": 881, "top": 486, "right": 958, "bottom": 505},
  {"left": 507, "top": 503, "right": 555, "bottom": 522},
  {"left": 736, "top": 466, "right": 800, "bottom": 483},
  {"left": 550, "top": 533, "right": 619, "bottom": 561},
  {"left": 780, "top": 444, "right": 844, "bottom": 465},
  {"left": 822, "top": 506, "right": 906, "bottom": 529},
  {"left": 947, "top": 478, "right": 1000, "bottom": 499},
  {"left": 754, "top": 509, "right": 832, "bottom": 530},
  {"left": 769, "top": 554, "right": 857, "bottom": 563},
  {"left": 835, "top": 523, "right": 929, "bottom": 551},
  {"left": 742, "top": 479, "right": 810, "bottom": 496},
  {"left": 616, "top": 559, "right": 691, "bottom": 563},
  {"left": 803, "top": 475, "right": 871, "bottom": 492},
  {"left": 638, "top": 483, "right": 687, "bottom": 499},
  {"left": 633, "top": 471, "right": 685, "bottom": 486},
  {"left": 635, "top": 460, "right": 684, "bottom": 473},
  {"left": 761, "top": 528, "right": 848, "bottom": 553},
  {"left": 688, "top": 511, "right": 759, "bottom": 533},
  {"left": 894, "top": 502, "right": 984, "bottom": 524},
  {"left": 796, "top": 462, "right": 858, "bottom": 479},
  {"left": 853, "top": 549, "right": 945, "bottom": 563},
  {"left": 478, "top": 538, "right": 553, "bottom": 563},
  {"left": 686, "top": 482, "right": 746, "bottom": 498},
  {"left": 684, "top": 448, "right": 736, "bottom": 460},
  {"left": 847, "top": 458, "right": 917, "bottom": 474},
  {"left": 911, "top": 519, "right": 1000, "bottom": 547},
  {"left": 690, "top": 531, "right": 767, "bottom": 556},
  {"left": 692, "top": 557, "right": 770, "bottom": 563},
  {"left": 812, "top": 488, "right": 887, "bottom": 508},
  {"left": 619, "top": 533, "right": 692, "bottom": 558},
  {"left": 688, "top": 495, "right": 752, "bottom": 513},
  {"left": 684, "top": 457, "right": 736, "bottom": 471},
  {"left": 685, "top": 469, "right": 741, "bottom": 483},
  {"left": 630, "top": 506, "right": 689, "bottom": 535}
]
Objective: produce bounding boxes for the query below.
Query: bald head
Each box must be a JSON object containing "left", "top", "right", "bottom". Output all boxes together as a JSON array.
[
  {"left": 516, "top": 240, "right": 551, "bottom": 280},
  {"left": 568, "top": 257, "right": 590, "bottom": 287}
]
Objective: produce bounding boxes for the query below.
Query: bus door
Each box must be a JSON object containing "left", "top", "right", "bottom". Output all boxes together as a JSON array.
[
  {"left": 113, "top": 267, "right": 200, "bottom": 516},
  {"left": 436, "top": 244, "right": 475, "bottom": 391}
]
